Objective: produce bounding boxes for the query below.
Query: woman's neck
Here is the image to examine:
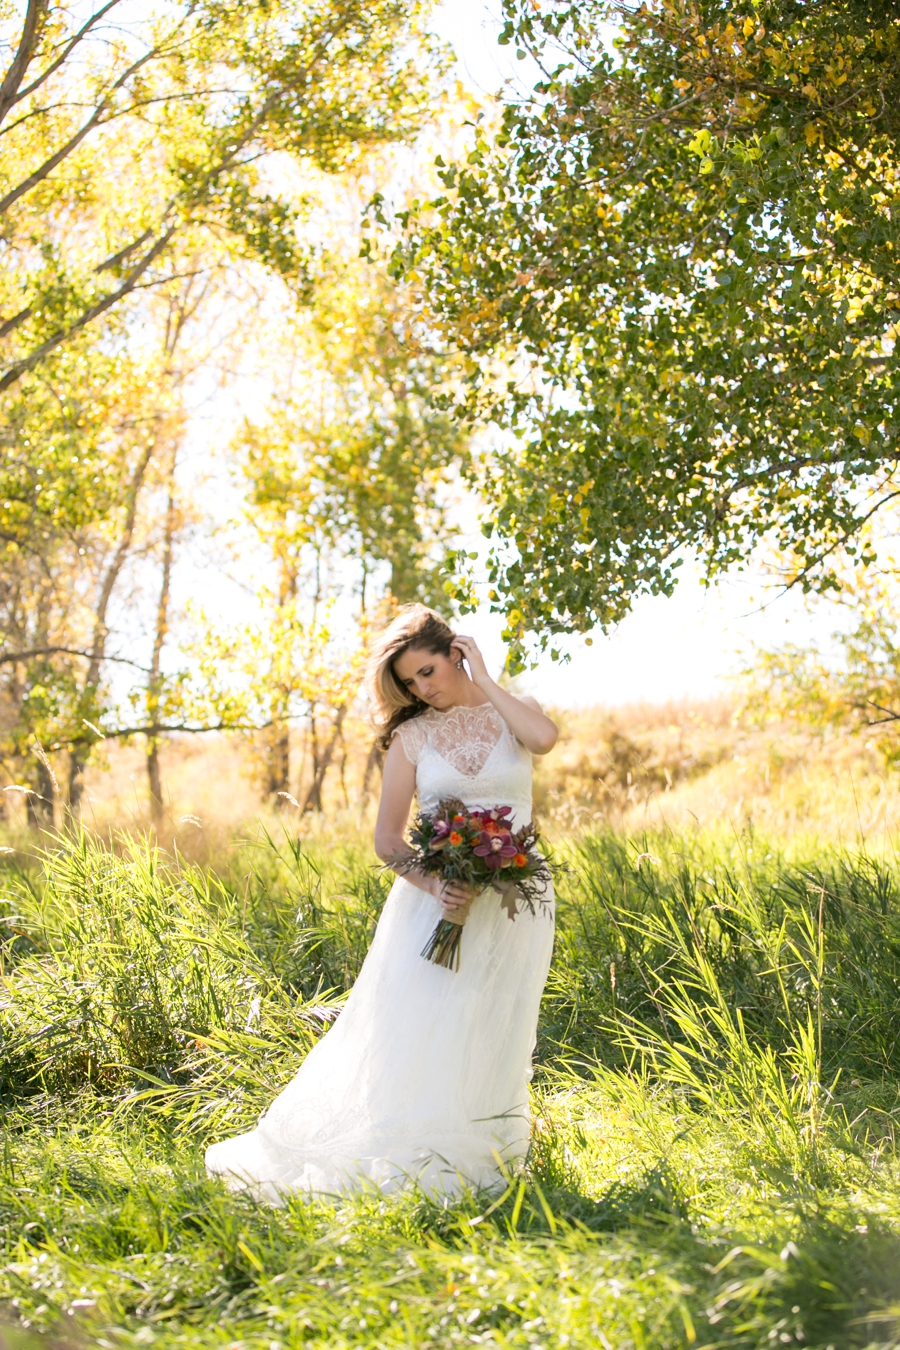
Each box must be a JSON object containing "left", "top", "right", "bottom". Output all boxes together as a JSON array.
[{"left": 440, "top": 676, "right": 491, "bottom": 711}]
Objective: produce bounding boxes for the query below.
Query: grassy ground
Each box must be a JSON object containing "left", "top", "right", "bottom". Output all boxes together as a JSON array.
[{"left": 2, "top": 820, "right": 900, "bottom": 1347}]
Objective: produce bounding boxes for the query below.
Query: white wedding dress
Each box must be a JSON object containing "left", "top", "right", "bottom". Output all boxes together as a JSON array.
[{"left": 205, "top": 701, "right": 555, "bottom": 1201}]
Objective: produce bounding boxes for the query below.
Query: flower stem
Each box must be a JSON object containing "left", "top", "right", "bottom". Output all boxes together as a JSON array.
[{"left": 421, "top": 918, "right": 463, "bottom": 971}]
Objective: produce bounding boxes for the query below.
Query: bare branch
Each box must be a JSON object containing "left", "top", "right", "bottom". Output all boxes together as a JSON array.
[
  {"left": 864, "top": 699, "right": 900, "bottom": 726},
  {"left": 0, "top": 645, "right": 148, "bottom": 669},
  {"left": 72, "top": 720, "right": 273, "bottom": 743}
]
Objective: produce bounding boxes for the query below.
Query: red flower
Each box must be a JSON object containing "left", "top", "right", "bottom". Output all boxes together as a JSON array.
[
  {"left": 449, "top": 831, "right": 463, "bottom": 846},
  {"left": 473, "top": 829, "right": 518, "bottom": 871},
  {"left": 513, "top": 852, "right": 528, "bottom": 867}
]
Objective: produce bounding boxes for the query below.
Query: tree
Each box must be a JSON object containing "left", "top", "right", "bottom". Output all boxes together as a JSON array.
[
  {"left": 744, "top": 535, "right": 900, "bottom": 764},
  {"left": 0, "top": 0, "right": 444, "bottom": 390},
  {"left": 231, "top": 257, "right": 470, "bottom": 802},
  {"left": 0, "top": 337, "right": 171, "bottom": 807},
  {"left": 0, "top": 0, "right": 448, "bottom": 812},
  {"left": 241, "top": 259, "right": 469, "bottom": 609},
  {"left": 397, "top": 0, "right": 900, "bottom": 657},
  {"left": 0, "top": 262, "right": 223, "bottom": 811},
  {"left": 179, "top": 599, "right": 369, "bottom": 813}
]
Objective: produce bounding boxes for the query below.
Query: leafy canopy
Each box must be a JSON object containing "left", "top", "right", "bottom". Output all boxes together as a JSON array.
[
  {"left": 239, "top": 261, "right": 470, "bottom": 611},
  {"left": 397, "top": 0, "right": 900, "bottom": 655}
]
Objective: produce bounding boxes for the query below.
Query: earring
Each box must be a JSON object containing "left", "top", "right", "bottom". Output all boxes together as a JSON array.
[{"left": 456, "top": 661, "right": 463, "bottom": 669}]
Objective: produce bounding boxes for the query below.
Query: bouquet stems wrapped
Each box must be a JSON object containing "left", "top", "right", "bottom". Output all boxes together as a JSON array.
[{"left": 391, "top": 798, "right": 555, "bottom": 971}]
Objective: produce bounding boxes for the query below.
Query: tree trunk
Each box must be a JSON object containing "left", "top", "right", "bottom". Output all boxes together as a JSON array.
[
  {"left": 361, "top": 738, "right": 384, "bottom": 803},
  {"left": 267, "top": 723, "right": 291, "bottom": 802},
  {"left": 146, "top": 461, "right": 177, "bottom": 826},
  {"left": 69, "top": 435, "right": 156, "bottom": 813},
  {"left": 301, "top": 705, "right": 347, "bottom": 813},
  {"left": 26, "top": 754, "right": 55, "bottom": 829},
  {"left": 338, "top": 736, "right": 349, "bottom": 810}
]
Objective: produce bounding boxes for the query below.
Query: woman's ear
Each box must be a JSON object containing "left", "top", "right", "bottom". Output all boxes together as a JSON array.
[{"left": 450, "top": 644, "right": 465, "bottom": 669}]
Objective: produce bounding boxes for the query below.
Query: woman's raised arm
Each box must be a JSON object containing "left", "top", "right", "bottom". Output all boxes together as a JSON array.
[{"left": 451, "top": 635, "right": 559, "bottom": 755}]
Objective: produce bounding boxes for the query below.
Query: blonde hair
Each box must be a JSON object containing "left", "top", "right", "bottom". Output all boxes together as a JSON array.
[{"left": 367, "top": 604, "right": 456, "bottom": 750}]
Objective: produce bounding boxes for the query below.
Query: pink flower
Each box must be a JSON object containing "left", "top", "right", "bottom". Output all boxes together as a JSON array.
[
  {"left": 473, "top": 829, "right": 518, "bottom": 871},
  {"left": 428, "top": 818, "right": 452, "bottom": 851}
]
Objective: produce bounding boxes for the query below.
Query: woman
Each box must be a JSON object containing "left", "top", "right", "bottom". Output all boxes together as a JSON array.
[{"left": 205, "top": 605, "right": 559, "bottom": 1200}]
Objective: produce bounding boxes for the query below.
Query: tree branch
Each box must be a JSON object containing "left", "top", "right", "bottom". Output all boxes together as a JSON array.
[
  {"left": 73, "top": 719, "right": 276, "bottom": 744},
  {"left": 81, "top": 434, "right": 158, "bottom": 692},
  {"left": 0, "top": 645, "right": 148, "bottom": 669},
  {"left": 0, "top": 13, "right": 342, "bottom": 388},
  {"left": 0, "top": 42, "right": 161, "bottom": 217},
  {"left": 864, "top": 699, "right": 900, "bottom": 726},
  {"left": 0, "top": 225, "right": 176, "bottom": 391},
  {"left": 10, "top": 1, "right": 122, "bottom": 112},
  {"left": 775, "top": 488, "right": 900, "bottom": 597},
  {"left": 0, "top": 305, "right": 32, "bottom": 340},
  {"left": 95, "top": 227, "right": 155, "bottom": 275},
  {"left": 0, "top": 0, "right": 50, "bottom": 128}
]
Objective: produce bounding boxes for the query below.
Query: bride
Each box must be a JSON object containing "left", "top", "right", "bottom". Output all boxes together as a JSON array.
[{"left": 205, "top": 604, "right": 559, "bottom": 1200}]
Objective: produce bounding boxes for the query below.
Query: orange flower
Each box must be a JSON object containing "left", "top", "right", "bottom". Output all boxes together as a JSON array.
[
  {"left": 449, "top": 831, "right": 463, "bottom": 846},
  {"left": 453, "top": 813, "right": 467, "bottom": 824},
  {"left": 513, "top": 852, "right": 528, "bottom": 867},
  {"left": 483, "top": 819, "right": 502, "bottom": 836}
]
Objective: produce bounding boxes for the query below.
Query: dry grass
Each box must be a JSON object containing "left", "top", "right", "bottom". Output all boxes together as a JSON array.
[
  {"left": 0, "top": 717, "right": 380, "bottom": 860},
  {"left": 535, "top": 700, "right": 900, "bottom": 847}
]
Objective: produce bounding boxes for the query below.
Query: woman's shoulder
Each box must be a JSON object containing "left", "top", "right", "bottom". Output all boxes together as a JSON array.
[{"left": 391, "top": 709, "right": 438, "bottom": 765}]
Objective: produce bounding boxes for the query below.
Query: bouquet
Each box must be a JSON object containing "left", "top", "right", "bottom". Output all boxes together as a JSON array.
[{"left": 391, "top": 797, "right": 555, "bottom": 971}]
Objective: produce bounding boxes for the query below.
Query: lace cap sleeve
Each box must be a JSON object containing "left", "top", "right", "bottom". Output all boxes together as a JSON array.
[{"left": 392, "top": 715, "right": 429, "bottom": 767}]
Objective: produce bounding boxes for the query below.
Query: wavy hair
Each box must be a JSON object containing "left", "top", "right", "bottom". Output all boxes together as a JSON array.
[{"left": 367, "top": 604, "right": 456, "bottom": 750}]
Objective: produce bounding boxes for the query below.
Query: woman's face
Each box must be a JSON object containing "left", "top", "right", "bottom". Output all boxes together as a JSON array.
[{"left": 393, "top": 644, "right": 462, "bottom": 709}]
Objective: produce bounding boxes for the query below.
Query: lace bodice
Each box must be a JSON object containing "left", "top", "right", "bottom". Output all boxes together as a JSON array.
[{"left": 393, "top": 703, "right": 533, "bottom": 828}]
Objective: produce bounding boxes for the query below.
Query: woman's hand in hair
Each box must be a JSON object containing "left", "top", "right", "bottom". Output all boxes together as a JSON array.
[
  {"left": 452, "top": 634, "right": 490, "bottom": 686},
  {"left": 453, "top": 635, "right": 559, "bottom": 756}
]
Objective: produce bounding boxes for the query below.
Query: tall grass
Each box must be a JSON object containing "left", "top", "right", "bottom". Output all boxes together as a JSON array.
[{"left": 2, "top": 824, "right": 900, "bottom": 1346}]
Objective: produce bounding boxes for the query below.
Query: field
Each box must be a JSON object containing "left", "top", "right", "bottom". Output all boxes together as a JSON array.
[{"left": 3, "top": 705, "right": 900, "bottom": 1348}]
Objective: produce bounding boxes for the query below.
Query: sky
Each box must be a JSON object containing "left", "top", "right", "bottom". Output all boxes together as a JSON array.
[{"left": 421, "top": 0, "right": 834, "bottom": 706}]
